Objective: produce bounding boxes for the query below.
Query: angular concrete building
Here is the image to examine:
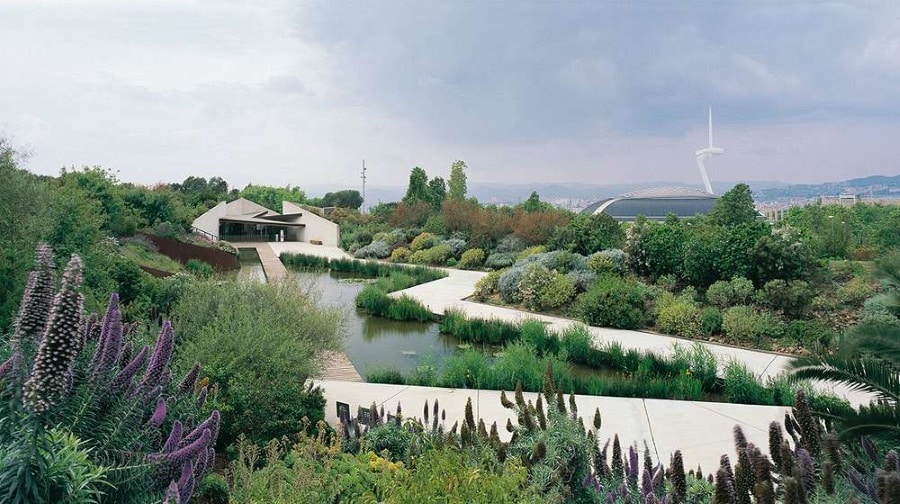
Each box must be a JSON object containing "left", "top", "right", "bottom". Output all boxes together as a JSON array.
[
  {"left": 581, "top": 187, "right": 718, "bottom": 222},
  {"left": 192, "top": 198, "right": 340, "bottom": 246}
]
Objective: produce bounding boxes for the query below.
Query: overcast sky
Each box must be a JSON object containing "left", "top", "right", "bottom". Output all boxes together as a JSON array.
[{"left": 2, "top": 1, "right": 899, "bottom": 191}]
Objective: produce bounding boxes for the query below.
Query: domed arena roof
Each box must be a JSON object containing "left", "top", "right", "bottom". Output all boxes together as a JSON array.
[{"left": 581, "top": 186, "right": 718, "bottom": 222}]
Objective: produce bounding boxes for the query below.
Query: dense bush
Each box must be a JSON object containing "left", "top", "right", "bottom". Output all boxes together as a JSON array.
[
  {"left": 354, "top": 240, "right": 391, "bottom": 259},
  {"left": 485, "top": 252, "right": 517, "bottom": 269},
  {"left": 538, "top": 273, "right": 577, "bottom": 310},
  {"left": 458, "top": 248, "right": 485, "bottom": 269},
  {"left": 495, "top": 235, "right": 526, "bottom": 254},
  {"left": 783, "top": 319, "right": 835, "bottom": 347},
  {"left": 722, "top": 305, "right": 784, "bottom": 346},
  {"left": 518, "top": 264, "right": 555, "bottom": 311},
  {"left": 409, "top": 244, "right": 452, "bottom": 265},
  {"left": 705, "top": 276, "right": 754, "bottom": 308},
  {"left": 573, "top": 274, "right": 647, "bottom": 329},
  {"left": 565, "top": 269, "right": 596, "bottom": 293},
  {"left": 443, "top": 238, "right": 467, "bottom": 258},
  {"left": 758, "top": 279, "right": 814, "bottom": 318},
  {"left": 410, "top": 232, "right": 440, "bottom": 252},
  {"left": 498, "top": 266, "right": 526, "bottom": 303},
  {"left": 186, "top": 257, "right": 214, "bottom": 277},
  {"left": 516, "top": 245, "right": 546, "bottom": 261},
  {"left": 473, "top": 270, "right": 501, "bottom": 299},
  {"left": 389, "top": 246, "right": 410, "bottom": 263},
  {"left": 655, "top": 299, "right": 702, "bottom": 337},
  {"left": 700, "top": 306, "right": 723, "bottom": 336},
  {"left": 173, "top": 280, "right": 342, "bottom": 448}
]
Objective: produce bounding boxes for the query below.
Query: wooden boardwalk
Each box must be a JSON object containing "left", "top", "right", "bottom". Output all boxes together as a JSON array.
[{"left": 242, "top": 242, "right": 362, "bottom": 382}]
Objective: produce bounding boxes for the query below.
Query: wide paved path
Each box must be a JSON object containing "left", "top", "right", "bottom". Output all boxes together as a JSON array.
[{"left": 316, "top": 379, "right": 787, "bottom": 472}]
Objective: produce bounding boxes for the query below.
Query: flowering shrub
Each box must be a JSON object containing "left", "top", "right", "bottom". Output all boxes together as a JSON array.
[
  {"left": 0, "top": 246, "right": 214, "bottom": 504},
  {"left": 458, "top": 248, "right": 485, "bottom": 269},
  {"left": 473, "top": 270, "right": 501, "bottom": 299},
  {"left": 518, "top": 264, "right": 555, "bottom": 311}
]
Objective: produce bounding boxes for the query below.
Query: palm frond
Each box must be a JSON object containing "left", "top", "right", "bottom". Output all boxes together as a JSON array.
[
  {"left": 787, "top": 355, "right": 900, "bottom": 404},
  {"left": 835, "top": 403, "right": 900, "bottom": 443},
  {"left": 844, "top": 326, "right": 900, "bottom": 364}
]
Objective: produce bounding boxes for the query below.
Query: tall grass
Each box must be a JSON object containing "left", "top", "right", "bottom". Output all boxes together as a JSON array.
[{"left": 439, "top": 309, "right": 520, "bottom": 344}]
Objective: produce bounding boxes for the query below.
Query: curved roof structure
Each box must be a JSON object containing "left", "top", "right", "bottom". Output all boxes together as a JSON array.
[{"left": 581, "top": 186, "right": 718, "bottom": 222}]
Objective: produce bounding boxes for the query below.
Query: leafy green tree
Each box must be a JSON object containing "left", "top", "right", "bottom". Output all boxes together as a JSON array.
[
  {"left": 709, "top": 183, "right": 757, "bottom": 226},
  {"left": 403, "top": 167, "right": 430, "bottom": 205},
  {"left": 448, "top": 159, "right": 468, "bottom": 200},
  {"left": 550, "top": 213, "right": 624, "bottom": 256},
  {"left": 239, "top": 184, "right": 307, "bottom": 213},
  {"left": 171, "top": 175, "right": 230, "bottom": 209},
  {"left": 427, "top": 176, "right": 447, "bottom": 210},
  {"left": 520, "top": 191, "right": 554, "bottom": 213},
  {"left": 57, "top": 166, "right": 140, "bottom": 235},
  {"left": 0, "top": 141, "right": 51, "bottom": 330},
  {"left": 321, "top": 189, "right": 363, "bottom": 209},
  {"left": 627, "top": 220, "right": 689, "bottom": 280},
  {"left": 751, "top": 228, "right": 815, "bottom": 284}
]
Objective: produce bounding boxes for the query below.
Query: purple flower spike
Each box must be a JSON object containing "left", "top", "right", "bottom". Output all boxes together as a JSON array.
[
  {"left": 92, "top": 293, "right": 123, "bottom": 379},
  {"left": 149, "top": 396, "right": 167, "bottom": 428},
  {"left": 163, "top": 421, "right": 184, "bottom": 453},
  {"left": 110, "top": 345, "right": 149, "bottom": 393},
  {"left": 162, "top": 428, "right": 210, "bottom": 466},
  {"left": 0, "top": 351, "right": 22, "bottom": 381},
  {"left": 162, "top": 481, "right": 180, "bottom": 504},
  {"left": 178, "top": 363, "right": 200, "bottom": 394},
  {"left": 195, "top": 386, "right": 208, "bottom": 409},
  {"left": 182, "top": 410, "right": 220, "bottom": 448},
  {"left": 139, "top": 321, "right": 175, "bottom": 394},
  {"left": 177, "top": 461, "right": 195, "bottom": 504}
]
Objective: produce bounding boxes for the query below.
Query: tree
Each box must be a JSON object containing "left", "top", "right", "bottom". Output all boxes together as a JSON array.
[
  {"left": 520, "top": 191, "right": 554, "bottom": 213},
  {"left": 403, "top": 167, "right": 430, "bottom": 205},
  {"left": 239, "top": 184, "right": 307, "bottom": 212},
  {"left": 322, "top": 189, "right": 363, "bottom": 209},
  {"left": 709, "top": 183, "right": 757, "bottom": 226},
  {"left": 448, "top": 160, "right": 468, "bottom": 200},
  {"left": 427, "top": 177, "right": 447, "bottom": 210},
  {"left": 550, "top": 213, "right": 624, "bottom": 256}
]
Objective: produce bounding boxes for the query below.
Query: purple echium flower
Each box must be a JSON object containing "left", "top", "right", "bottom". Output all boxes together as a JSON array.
[
  {"left": 163, "top": 421, "right": 184, "bottom": 453},
  {"left": 193, "top": 447, "right": 209, "bottom": 479},
  {"left": 177, "top": 461, "right": 196, "bottom": 504},
  {"left": 0, "top": 351, "right": 22, "bottom": 381},
  {"left": 162, "top": 481, "right": 180, "bottom": 504},
  {"left": 12, "top": 244, "right": 56, "bottom": 347},
  {"left": 181, "top": 411, "right": 220, "bottom": 448},
  {"left": 153, "top": 428, "right": 210, "bottom": 466},
  {"left": 92, "top": 294, "right": 123, "bottom": 379},
  {"left": 148, "top": 396, "right": 167, "bottom": 428},
  {"left": 110, "top": 345, "right": 149, "bottom": 394},
  {"left": 628, "top": 445, "right": 639, "bottom": 484},
  {"left": 178, "top": 363, "right": 200, "bottom": 394},
  {"left": 22, "top": 255, "right": 84, "bottom": 414},
  {"left": 796, "top": 448, "right": 816, "bottom": 492},
  {"left": 138, "top": 321, "right": 174, "bottom": 394},
  {"left": 195, "top": 386, "right": 208, "bottom": 409}
]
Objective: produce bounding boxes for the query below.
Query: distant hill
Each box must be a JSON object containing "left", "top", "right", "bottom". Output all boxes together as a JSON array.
[
  {"left": 750, "top": 175, "right": 900, "bottom": 202},
  {"left": 304, "top": 175, "right": 899, "bottom": 209}
]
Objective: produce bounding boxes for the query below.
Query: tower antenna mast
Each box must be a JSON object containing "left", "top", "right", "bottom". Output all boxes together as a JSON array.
[
  {"left": 695, "top": 106, "right": 725, "bottom": 194},
  {"left": 361, "top": 159, "right": 367, "bottom": 214}
]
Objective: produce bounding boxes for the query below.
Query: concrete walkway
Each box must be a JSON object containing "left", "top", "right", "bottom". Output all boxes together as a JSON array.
[{"left": 316, "top": 379, "right": 788, "bottom": 472}]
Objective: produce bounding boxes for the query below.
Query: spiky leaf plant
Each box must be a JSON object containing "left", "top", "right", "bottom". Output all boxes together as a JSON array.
[{"left": 0, "top": 250, "right": 215, "bottom": 504}]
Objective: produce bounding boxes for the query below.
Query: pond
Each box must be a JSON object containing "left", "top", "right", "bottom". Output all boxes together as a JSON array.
[
  {"left": 237, "top": 248, "right": 266, "bottom": 283},
  {"left": 294, "top": 271, "right": 470, "bottom": 376}
]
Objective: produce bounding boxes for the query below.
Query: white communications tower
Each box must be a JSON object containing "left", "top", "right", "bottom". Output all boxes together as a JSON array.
[{"left": 695, "top": 107, "right": 724, "bottom": 194}]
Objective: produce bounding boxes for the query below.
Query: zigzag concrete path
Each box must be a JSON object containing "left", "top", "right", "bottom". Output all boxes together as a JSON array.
[{"left": 262, "top": 242, "right": 865, "bottom": 470}]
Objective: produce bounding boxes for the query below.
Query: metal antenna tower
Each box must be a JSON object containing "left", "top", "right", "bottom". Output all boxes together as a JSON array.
[{"left": 361, "top": 159, "right": 367, "bottom": 214}]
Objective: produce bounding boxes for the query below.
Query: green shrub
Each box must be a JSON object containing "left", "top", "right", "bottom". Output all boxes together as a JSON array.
[
  {"left": 721, "top": 305, "right": 783, "bottom": 345},
  {"left": 186, "top": 257, "right": 214, "bottom": 277},
  {"left": 498, "top": 266, "right": 526, "bottom": 303},
  {"left": 458, "top": 248, "right": 486, "bottom": 269},
  {"left": 587, "top": 254, "right": 615, "bottom": 274},
  {"left": 174, "top": 280, "right": 342, "bottom": 448},
  {"left": 197, "top": 474, "right": 230, "bottom": 504},
  {"left": 573, "top": 274, "right": 647, "bottom": 329},
  {"left": 353, "top": 240, "right": 391, "bottom": 259},
  {"left": 389, "top": 246, "right": 410, "bottom": 263},
  {"left": 440, "top": 349, "right": 492, "bottom": 388},
  {"left": 656, "top": 300, "right": 702, "bottom": 337},
  {"left": 705, "top": 276, "right": 753, "bottom": 308},
  {"left": 671, "top": 343, "right": 719, "bottom": 390},
  {"left": 364, "top": 423, "right": 413, "bottom": 462},
  {"left": 410, "top": 232, "right": 439, "bottom": 251},
  {"left": 484, "top": 252, "right": 517, "bottom": 269},
  {"left": 758, "top": 279, "right": 814, "bottom": 318},
  {"left": 700, "top": 307, "right": 723, "bottom": 336},
  {"left": 783, "top": 319, "right": 835, "bottom": 347},
  {"left": 473, "top": 270, "right": 501, "bottom": 299},
  {"left": 409, "top": 244, "right": 452, "bottom": 265},
  {"left": 838, "top": 277, "right": 876, "bottom": 306},
  {"left": 518, "top": 264, "right": 555, "bottom": 310},
  {"left": 560, "top": 324, "right": 594, "bottom": 365},
  {"left": 518, "top": 319, "right": 558, "bottom": 356},
  {"left": 539, "top": 273, "right": 577, "bottom": 310}
]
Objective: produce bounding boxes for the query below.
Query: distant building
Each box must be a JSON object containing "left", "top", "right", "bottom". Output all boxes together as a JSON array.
[
  {"left": 192, "top": 198, "right": 340, "bottom": 246},
  {"left": 581, "top": 187, "right": 719, "bottom": 222}
]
